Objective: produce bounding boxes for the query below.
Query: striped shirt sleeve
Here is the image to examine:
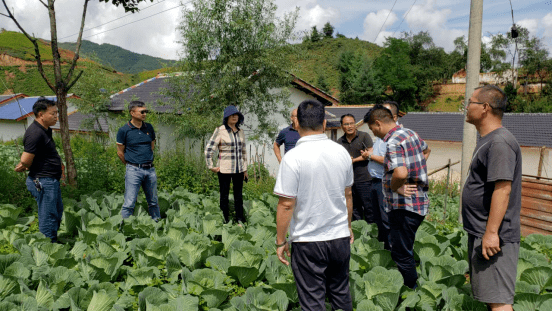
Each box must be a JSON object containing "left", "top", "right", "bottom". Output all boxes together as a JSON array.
[{"left": 205, "top": 127, "right": 221, "bottom": 169}]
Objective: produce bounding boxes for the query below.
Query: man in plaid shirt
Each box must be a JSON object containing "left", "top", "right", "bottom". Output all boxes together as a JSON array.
[{"left": 366, "top": 104, "right": 430, "bottom": 289}]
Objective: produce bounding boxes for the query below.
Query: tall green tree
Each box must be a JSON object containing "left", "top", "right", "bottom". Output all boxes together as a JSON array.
[
  {"left": 374, "top": 38, "right": 417, "bottom": 110},
  {"left": 310, "top": 26, "right": 321, "bottom": 42},
  {"left": 0, "top": 0, "right": 152, "bottom": 187},
  {"left": 338, "top": 51, "right": 383, "bottom": 104},
  {"left": 520, "top": 36, "right": 550, "bottom": 92},
  {"left": 322, "top": 22, "right": 334, "bottom": 38},
  {"left": 172, "top": 0, "right": 298, "bottom": 141}
]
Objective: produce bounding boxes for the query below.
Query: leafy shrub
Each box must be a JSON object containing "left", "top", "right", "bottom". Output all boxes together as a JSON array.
[{"left": 0, "top": 144, "right": 35, "bottom": 213}]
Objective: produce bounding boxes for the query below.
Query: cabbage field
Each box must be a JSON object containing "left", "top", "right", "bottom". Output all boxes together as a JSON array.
[{"left": 1, "top": 188, "right": 552, "bottom": 310}]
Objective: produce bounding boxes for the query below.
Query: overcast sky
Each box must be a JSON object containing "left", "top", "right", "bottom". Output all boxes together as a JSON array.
[{"left": 1, "top": 0, "right": 551, "bottom": 61}]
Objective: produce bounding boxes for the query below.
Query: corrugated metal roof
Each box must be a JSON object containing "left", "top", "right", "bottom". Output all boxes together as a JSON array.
[{"left": 0, "top": 96, "right": 57, "bottom": 120}]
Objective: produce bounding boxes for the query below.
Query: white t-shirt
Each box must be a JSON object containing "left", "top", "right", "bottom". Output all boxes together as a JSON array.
[{"left": 274, "top": 134, "right": 354, "bottom": 242}]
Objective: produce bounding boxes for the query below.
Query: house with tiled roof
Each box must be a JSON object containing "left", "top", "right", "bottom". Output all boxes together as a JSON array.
[
  {"left": 0, "top": 95, "right": 108, "bottom": 142},
  {"left": 108, "top": 73, "right": 341, "bottom": 174},
  {"left": 324, "top": 106, "right": 552, "bottom": 177}
]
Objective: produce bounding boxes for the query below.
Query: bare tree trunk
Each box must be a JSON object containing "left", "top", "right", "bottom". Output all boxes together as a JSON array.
[{"left": 47, "top": 0, "right": 78, "bottom": 186}]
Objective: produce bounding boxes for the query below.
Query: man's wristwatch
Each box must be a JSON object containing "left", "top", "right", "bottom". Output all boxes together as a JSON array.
[
  {"left": 275, "top": 239, "right": 287, "bottom": 247},
  {"left": 368, "top": 154, "right": 372, "bottom": 161}
]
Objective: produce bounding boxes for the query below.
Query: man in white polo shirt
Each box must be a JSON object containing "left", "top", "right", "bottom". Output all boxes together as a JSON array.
[{"left": 274, "top": 99, "right": 354, "bottom": 311}]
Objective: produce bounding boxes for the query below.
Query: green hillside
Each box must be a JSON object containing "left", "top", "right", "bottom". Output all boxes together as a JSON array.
[
  {"left": 289, "top": 37, "right": 382, "bottom": 97},
  {"left": 58, "top": 40, "right": 175, "bottom": 74},
  {"left": 1, "top": 29, "right": 381, "bottom": 99},
  {"left": 0, "top": 31, "right": 59, "bottom": 62}
]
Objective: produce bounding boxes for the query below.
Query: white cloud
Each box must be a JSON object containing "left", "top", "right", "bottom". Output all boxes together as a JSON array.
[
  {"left": 274, "top": 0, "right": 340, "bottom": 34},
  {"left": 542, "top": 13, "right": 552, "bottom": 38},
  {"left": 361, "top": 10, "right": 398, "bottom": 45},
  {"left": 404, "top": 0, "right": 465, "bottom": 51},
  {"left": 517, "top": 18, "right": 539, "bottom": 36},
  {"left": 0, "top": 0, "right": 182, "bottom": 60}
]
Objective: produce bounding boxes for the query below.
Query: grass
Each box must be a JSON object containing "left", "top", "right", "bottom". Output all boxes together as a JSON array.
[{"left": 0, "top": 30, "right": 58, "bottom": 62}]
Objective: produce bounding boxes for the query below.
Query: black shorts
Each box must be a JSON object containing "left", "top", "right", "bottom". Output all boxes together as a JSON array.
[{"left": 468, "top": 234, "right": 519, "bottom": 304}]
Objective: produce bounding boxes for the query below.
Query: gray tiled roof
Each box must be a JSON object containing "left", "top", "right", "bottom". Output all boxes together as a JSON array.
[
  {"left": 51, "top": 111, "right": 109, "bottom": 133},
  {"left": 401, "top": 112, "right": 552, "bottom": 148},
  {"left": 326, "top": 106, "right": 373, "bottom": 123},
  {"left": 110, "top": 77, "right": 174, "bottom": 112}
]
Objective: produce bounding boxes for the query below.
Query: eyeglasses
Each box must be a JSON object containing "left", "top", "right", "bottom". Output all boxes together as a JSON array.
[
  {"left": 342, "top": 123, "right": 355, "bottom": 127},
  {"left": 468, "top": 100, "right": 486, "bottom": 106},
  {"left": 134, "top": 110, "right": 149, "bottom": 115}
]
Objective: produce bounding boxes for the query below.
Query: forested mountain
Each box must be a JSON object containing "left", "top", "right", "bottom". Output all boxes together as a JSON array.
[{"left": 57, "top": 40, "right": 174, "bottom": 74}]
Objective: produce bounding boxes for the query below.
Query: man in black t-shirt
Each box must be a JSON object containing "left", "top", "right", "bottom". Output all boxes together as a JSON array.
[
  {"left": 116, "top": 101, "right": 160, "bottom": 223},
  {"left": 337, "top": 114, "right": 374, "bottom": 222},
  {"left": 15, "top": 98, "right": 64, "bottom": 243},
  {"left": 462, "top": 85, "right": 522, "bottom": 311}
]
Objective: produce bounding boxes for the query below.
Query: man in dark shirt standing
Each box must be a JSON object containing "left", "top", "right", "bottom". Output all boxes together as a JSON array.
[
  {"left": 274, "top": 108, "right": 300, "bottom": 163},
  {"left": 337, "top": 114, "right": 374, "bottom": 222},
  {"left": 15, "top": 98, "right": 63, "bottom": 243},
  {"left": 116, "top": 101, "right": 160, "bottom": 223},
  {"left": 462, "top": 85, "right": 521, "bottom": 311}
]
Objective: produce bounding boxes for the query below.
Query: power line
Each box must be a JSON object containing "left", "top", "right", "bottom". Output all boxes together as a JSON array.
[
  {"left": 60, "top": 0, "right": 169, "bottom": 40},
  {"left": 392, "top": 0, "right": 416, "bottom": 37},
  {"left": 374, "top": 0, "right": 399, "bottom": 43},
  {"left": 82, "top": 4, "right": 184, "bottom": 39}
]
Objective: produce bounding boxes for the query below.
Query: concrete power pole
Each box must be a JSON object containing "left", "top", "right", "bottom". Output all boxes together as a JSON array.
[{"left": 459, "top": 0, "right": 483, "bottom": 223}]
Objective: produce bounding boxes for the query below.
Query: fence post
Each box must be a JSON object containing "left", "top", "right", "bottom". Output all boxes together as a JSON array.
[
  {"left": 443, "top": 158, "right": 451, "bottom": 221},
  {"left": 537, "top": 146, "right": 546, "bottom": 180}
]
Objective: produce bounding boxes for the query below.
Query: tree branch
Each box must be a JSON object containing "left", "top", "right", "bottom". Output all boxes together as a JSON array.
[
  {"left": 1, "top": 0, "right": 55, "bottom": 92},
  {"left": 65, "top": 0, "right": 89, "bottom": 83},
  {"left": 66, "top": 70, "right": 84, "bottom": 91},
  {"left": 38, "top": 0, "right": 48, "bottom": 8}
]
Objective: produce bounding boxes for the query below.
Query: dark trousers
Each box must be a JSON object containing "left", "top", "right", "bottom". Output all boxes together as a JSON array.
[
  {"left": 352, "top": 180, "right": 373, "bottom": 222},
  {"left": 388, "top": 209, "right": 425, "bottom": 289},
  {"left": 370, "top": 179, "right": 390, "bottom": 250},
  {"left": 217, "top": 172, "right": 245, "bottom": 223},
  {"left": 26, "top": 176, "right": 63, "bottom": 242},
  {"left": 291, "top": 237, "right": 352, "bottom": 311}
]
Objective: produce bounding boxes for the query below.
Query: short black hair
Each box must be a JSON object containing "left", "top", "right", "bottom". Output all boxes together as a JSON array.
[
  {"left": 364, "top": 104, "right": 395, "bottom": 125},
  {"left": 340, "top": 114, "right": 355, "bottom": 124},
  {"left": 475, "top": 85, "right": 508, "bottom": 118},
  {"left": 382, "top": 101, "right": 399, "bottom": 116},
  {"left": 297, "top": 100, "right": 325, "bottom": 131},
  {"left": 32, "top": 97, "right": 56, "bottom": 117},
  {"left": 129, "top": 100, "right": 146, "bottom": 112}
]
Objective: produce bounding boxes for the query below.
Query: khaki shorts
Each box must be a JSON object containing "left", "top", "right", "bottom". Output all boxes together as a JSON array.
[{"left": 468, "top": 234, "right": 519, "bottom": 305}]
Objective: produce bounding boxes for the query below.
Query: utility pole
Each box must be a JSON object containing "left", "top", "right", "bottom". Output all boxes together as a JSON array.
[{"left": 459, "top": 0, "right": 483, "bottom": 223}]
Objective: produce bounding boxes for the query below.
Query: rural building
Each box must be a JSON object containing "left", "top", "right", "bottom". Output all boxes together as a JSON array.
[
  {"left": 109, "top": 73, "right": 341, "bottom": 174},
  {"left": 0, "top": 94, "right": 97, "bottom": 141},
  {"left": 325, "top": 106, "right": 552, "bottom": 179}
]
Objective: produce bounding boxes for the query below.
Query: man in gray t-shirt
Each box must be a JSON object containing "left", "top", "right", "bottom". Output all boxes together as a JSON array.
[{"left": 462, "top": 85, "right": 522, "bottom": 311}]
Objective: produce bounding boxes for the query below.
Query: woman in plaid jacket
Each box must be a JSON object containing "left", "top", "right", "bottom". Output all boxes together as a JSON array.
[{"left": 205, "top": 105, "right": 248, "bottom": 224}]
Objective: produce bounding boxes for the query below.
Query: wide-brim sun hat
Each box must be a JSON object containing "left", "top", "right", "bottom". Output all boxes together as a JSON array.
[{"left": 223, "top": 105, "right": 244, "bottom": 124}]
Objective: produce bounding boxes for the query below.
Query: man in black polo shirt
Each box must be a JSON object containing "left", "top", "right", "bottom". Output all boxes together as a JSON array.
[
  {"left": 273, "top": 108, "right": 301, "bottom": 163},
  {"left": 338, "top": 114, "right": 374, "bottom": 222},
  {"left": 15, "top": 98, "right": 63, "bottom": 243},
  {"left": 116, "top": 101, "right": 160, "bottom": 222}
]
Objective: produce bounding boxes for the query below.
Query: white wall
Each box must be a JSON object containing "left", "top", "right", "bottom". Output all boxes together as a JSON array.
[{"left": 0, "top": 120, "right": 28, "bottom": 142}]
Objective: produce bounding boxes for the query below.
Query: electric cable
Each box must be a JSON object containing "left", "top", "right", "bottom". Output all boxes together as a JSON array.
[
  {"left": 59, "top": 0, "right": 168, "bottom": 40},
  {"left": 374, "top": 0, "right": 399, "bottom": 43},
  {"left": 392, "top": 0, "right": 416, "bottom": 37},
  {"left": 82, "top": 3, "right": 184, "bottom": 39}
]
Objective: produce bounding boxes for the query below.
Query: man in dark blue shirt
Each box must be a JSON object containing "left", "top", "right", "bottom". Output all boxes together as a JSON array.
[
  {"left": 274, "top": 108, "right": 301, "bottom": 163},
  {"left": 116, "top": 101, "right": 160, "bottom": 223}
]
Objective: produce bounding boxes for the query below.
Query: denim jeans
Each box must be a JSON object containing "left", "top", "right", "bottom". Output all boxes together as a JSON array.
[
  {"left": 26, "top": 176, "right": 63, "bottom": 242},
  {"left": 388, "top": 209, "right": 425, "bottom": 289},
  {"left": 370, "top": 179, "right": 390, "bottom": 250},
  {"left": 121, "top": 164, "right": 160, "bottom": 220}
]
